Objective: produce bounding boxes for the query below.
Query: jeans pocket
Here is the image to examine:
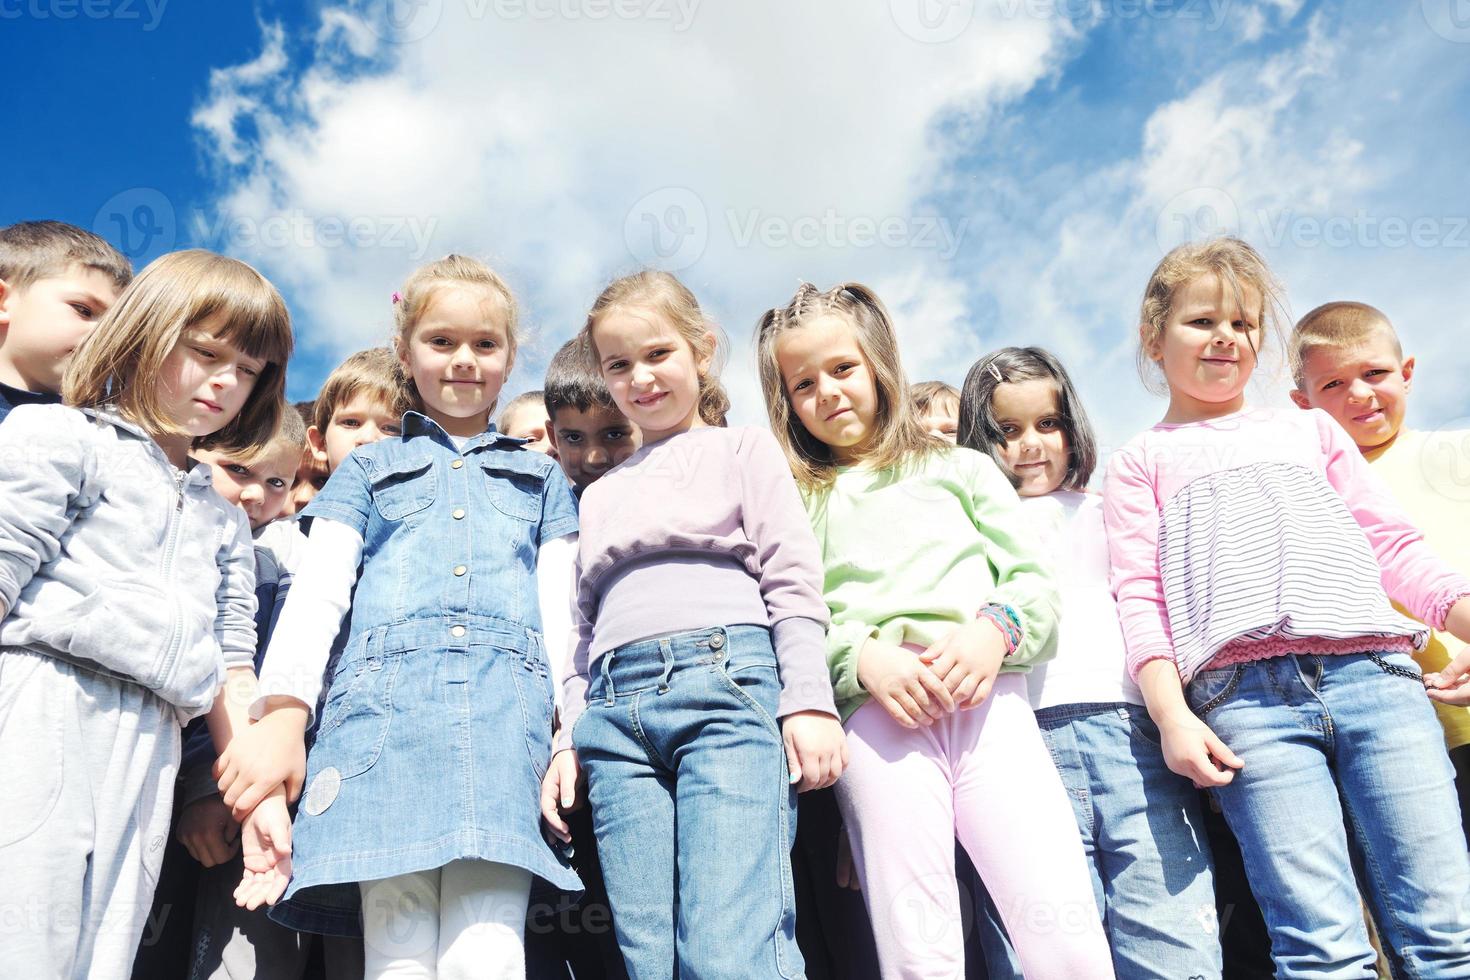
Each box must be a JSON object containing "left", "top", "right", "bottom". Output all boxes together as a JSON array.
[
  {"left": 1368, "top": 650, "right": 1424, "bottom": 681},
  {"left": 715, "top": 638, "right": 781, "bottom": 739},
  {"left": 1122, "top": 705, "right": 1165, "bottom": 748},
  {"left": 1186, "top": 664, "right": 1243, "bottom": 717}
]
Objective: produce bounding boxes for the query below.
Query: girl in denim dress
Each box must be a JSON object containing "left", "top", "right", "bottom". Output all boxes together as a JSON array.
[
  {"left": 221, "top": 255, "right": 581, "bottom": 978},
  {"left": 540, "top": 271, "right": 848, "bottom": 979}
]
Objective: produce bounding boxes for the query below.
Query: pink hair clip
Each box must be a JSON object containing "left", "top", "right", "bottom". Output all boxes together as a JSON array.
[{"left": 391, "top": 291, "right": 403, "bottom": 305}]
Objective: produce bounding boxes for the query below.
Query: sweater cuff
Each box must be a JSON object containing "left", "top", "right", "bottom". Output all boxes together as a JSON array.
[
  {"left": 1428, "top": 585, "right": 1470, "bottom": 632},
  {"left": 772, "top": 617, "right": 838, "bottom": 719}
]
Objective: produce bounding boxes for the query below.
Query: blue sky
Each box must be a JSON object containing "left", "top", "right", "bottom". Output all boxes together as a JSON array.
[{"left": 6, "top": 0, "right": 1469, "bottom": 451}]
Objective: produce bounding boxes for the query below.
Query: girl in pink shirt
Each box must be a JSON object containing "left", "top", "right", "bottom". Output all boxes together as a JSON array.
[{"left": 1105, "top": 237, "right": 1470, "bottom": 977}]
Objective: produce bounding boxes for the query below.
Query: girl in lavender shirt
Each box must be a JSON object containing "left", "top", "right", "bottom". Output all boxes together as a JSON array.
[{"left": 539, "top": 271, "right": 847, "bottom": 979}]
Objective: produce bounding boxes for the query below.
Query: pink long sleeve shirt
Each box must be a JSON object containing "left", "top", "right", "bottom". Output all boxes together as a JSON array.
[{"left": 1103, "top": 407, "right": 1470, "bottom": 684}]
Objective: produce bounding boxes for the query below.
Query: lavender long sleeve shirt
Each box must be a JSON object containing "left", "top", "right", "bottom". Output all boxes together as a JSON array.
[{"left": 557, "top": 426, "right": 836, "bottom": 751}]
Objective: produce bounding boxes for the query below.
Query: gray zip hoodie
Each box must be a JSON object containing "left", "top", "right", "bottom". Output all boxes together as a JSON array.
[{"left": 0, "top": 403, "right": 257, "bottom": 722}]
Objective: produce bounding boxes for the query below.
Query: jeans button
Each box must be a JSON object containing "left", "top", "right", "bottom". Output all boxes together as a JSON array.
[{"left": 708, "top": 632, "right": 725, "bottom": 650}]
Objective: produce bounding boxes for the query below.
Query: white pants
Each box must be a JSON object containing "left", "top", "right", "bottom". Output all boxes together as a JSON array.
[
  {"left": 360, "top": 859, "right": 533, "bottom": 979},
  {"left": 0, "top": 649, "right": 180, "bottom": 980}
]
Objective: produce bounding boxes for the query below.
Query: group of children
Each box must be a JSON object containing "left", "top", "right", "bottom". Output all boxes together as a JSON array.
[{"left": 0, "top": 218, "right": 1468, "bottom": 980}]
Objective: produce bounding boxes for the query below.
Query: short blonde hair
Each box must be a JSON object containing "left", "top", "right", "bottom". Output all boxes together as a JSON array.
[
  {"left": 1137, "top": 237, "right": 1286, "bottom": 395},
  {"left": 63, "top": 249, "right": 292, "bottom": 456},
  {"left": 1289, "top": 301, "right": 1400, "bottom": 388},
  {"left": 392, "top": 254, "right": 520, "bottom": 414},
  {"left": 911, "top": 380, "right": 959, "bottom": 416},
  {"left": 581, "top": 270, "right": 729, "bottom": 427},
  {"left": 0, "top": 220, "right": 132, "bottom": 292},
  {"left": 756, "top": 281, "right": 943, "bottom": 491},
  {"left": 312, "top": 347, "right": 415, "bottom": 434}
]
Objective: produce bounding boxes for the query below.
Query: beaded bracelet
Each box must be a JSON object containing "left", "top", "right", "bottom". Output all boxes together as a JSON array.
[{"left": 976, "top": 603, "right": 1023, "bottom": 657}]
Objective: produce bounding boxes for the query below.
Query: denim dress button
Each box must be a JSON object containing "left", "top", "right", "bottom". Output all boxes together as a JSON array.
[
  {"left": 450, "top": 625, "right": 466, "bottom": 637},
  {"left": 453, "top": 565, "right": 467, "bottom": 577},
  {"left": 452, "top": 508, "right": 466, "bottom": 519},
  {"left": 451, "top": 458, "right": 464, "bottom": 469}
]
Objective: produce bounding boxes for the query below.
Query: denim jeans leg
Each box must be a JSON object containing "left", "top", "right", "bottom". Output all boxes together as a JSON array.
[
  {"left": 1315, "top": 652, "right": 1470, "bottom": 977},
  {"left": 577, "top": 661, "right": 678, "bottom": 980},
  {"left": 1188, "top": 660, "right": 1377, "bottom": 979}
]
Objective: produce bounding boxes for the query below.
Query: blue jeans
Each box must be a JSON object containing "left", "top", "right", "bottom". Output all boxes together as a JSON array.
[
  {"left": 574, "top": 625, "right": 803, "bottom": 979},
  {"left": 1188, "top": 652, "right": 1470, "bottom": 979},
  {"left": 966, "top": 703, "right": 1222, "bottom": 980}
]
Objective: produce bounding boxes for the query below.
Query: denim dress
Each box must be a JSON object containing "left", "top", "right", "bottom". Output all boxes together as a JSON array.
[{"left": 270, "top": 412, "right": 582, "bottom": 936}]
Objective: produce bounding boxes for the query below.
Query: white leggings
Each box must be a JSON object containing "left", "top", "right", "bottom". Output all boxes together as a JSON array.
[{"left": 359, "top": 860, "right": 532, "bottom": 980}]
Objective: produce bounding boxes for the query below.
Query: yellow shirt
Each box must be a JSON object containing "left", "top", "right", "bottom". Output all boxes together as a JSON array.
[{"left": 1366, "top": 427, "right": 1470, "bottom": 749}]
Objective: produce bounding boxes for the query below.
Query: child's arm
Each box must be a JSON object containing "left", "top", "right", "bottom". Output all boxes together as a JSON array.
[
  {"left": 234, "top": 785, "right": 292, "bottom": 910},
  {"left": 216, "top": 518, "right": 363, "bottom": 817},
  {"left": 537, "top": 532, "right": 577, "bottom": 714},
  {"left": 1137, "top": 659, "right": 1242, "bottom": 787},
  {"left": 543, "top": 544, "right": 591, "bottom": 844},
  {"left": 0, "top": 407, "right": 93, "bottom": 618},
  {"left": 739, "top": 430, "right": 846, "bottom": 792},
  {"left": 1424, "top": 600, "right": 1470, "bottom": 703}
]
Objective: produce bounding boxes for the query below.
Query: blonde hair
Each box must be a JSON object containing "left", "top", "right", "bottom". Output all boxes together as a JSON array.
[
  {"left": 1137, "top": 237, "right": 1287, "bottom": 395},
  {"left": 1289, "top": 301, "right": 1400, "bottom": 389},
  {"left": 312, "top": 347, "right": 415, "bottom": 435},
  {"left": 756, "top": 281, "right": 943, "bottom": 491},
  {"left": 63, "top": 249, "right": 292, "bottom": 456},
  {"left": 581, "top": 270, "right": 729, "bottom": 427},
  {"left": 911, "top": 380, "right": 959, "bottom": 416},
  {"left": 0, "top": 220, "right": 132, "bottom": 292},
  {"left": 392, "top": 254, "right": 520, "bottom": 414}
]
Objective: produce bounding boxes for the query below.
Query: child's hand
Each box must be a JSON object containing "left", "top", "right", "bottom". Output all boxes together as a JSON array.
[
  {"left": 1426, "top": 648, "right": 1470, "bottom": 706},
  {"left": 920, "top": 620, "right": 1008, "bottom": 708},
  {"left": 215, "top": 700, "right": 309, "bottom": 820},
  {"left": 1157, "top": 709, "right": 1243, "bottom": 789},
  {"left": 234, "top": 786, "right": 292, "bottom": 910},
  {"left": 856, "top": 639, "right": 955, "bottom": 728},
  {"left": 782, "top": 710, "right": 848, "bottom": 792},
  {"left": 177, "top": 795, "right": 241, "bottom": 868},
  {"left": 835, "top": 826, "right": 861, "bottom": 891},
  {"left": 539, "top": 748, "right": 584, "bottom": 844}
]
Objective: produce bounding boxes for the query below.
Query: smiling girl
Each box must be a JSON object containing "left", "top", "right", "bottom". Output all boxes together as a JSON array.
[
  {"left": 0, "top": 249, "right": 292, "bottom": 978},
  {"left": 1106, "top": 237, "right": 1470, "bottom": 976},
  {"left": 541, "top": 270, "right": 845, "bottom": 979}
]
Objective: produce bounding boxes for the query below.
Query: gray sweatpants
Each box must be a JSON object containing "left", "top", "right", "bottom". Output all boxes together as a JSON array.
[{"left": 0, "top": 649, "right": 180, "bottom": 980}]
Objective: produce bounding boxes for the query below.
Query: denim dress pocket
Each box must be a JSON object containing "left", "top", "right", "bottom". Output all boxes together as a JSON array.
[
  {"left": 508, "top": 636, "right": 555, "bottom": 781},
  {"left": 313, "top": 637, "right": 403, "bottom": 780},
  {"left": 480, "top": 454, "right": 544, "bottom": 522},
  {"left": 371, "top": 455, "right": 437, "bottom": 523}
]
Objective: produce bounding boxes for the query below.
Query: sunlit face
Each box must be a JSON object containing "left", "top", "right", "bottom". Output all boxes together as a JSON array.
[
  {"left": 991, "top": 379, "right": 1069, "bottom": 497},
  {"left": 547, "top": 403, "right": 641, "bottom": 489},
  {"left": 195, "top": 442, "right": 298, "bottom": 529},
  {"left": 774, "top": 314, "right": 879, "bottom": 465},
  {"left": 398, "top": 286, "right": 511, "bottom": 437},
  {"left": 1147, "top": 273, "right": 1262, "bottom": 423},
  {"left": 1291, "top": 329, "right": 1413, "bottom": 451},
  {"left": 920, "top": 396, "right": 959, "bottom": 444},
  {"left": 0, "top": 265, "right": 120, "bottom": 393},
  {"left": 592, "top": 308, "right": 712, "bottom": 444},
  {"left": 307, "top": 391, "right": 403, "bottom": 473},
  {"left": 155, "top": 314, "right": 265, "bottom": 465},
  {"left": 501, "top": 400, "right": 553, "bottom": 455}
]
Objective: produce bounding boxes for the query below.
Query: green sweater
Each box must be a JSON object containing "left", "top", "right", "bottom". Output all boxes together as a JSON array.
[{"left": 803, "top": 447, "right": 1059, "bottom": 721}]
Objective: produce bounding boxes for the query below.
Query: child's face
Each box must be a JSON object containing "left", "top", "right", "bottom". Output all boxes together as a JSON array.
[
  {"left": 774, "top": 314, "right": 879, "bottom": 465},
  {"left": 502, "top": 401, "right": 553, "bottom": 455},
  {"left": 1148, "top": 273, "right": 1261, "bottom": 422},
  {"left": 991, "top": 379, "right": 1069, "bottom": 497},
  {"left": 920, "top": 396, "right": 959, "bottom": 444},
  {"left": 308, "top": 392, "right": 403, "bottom": 473},
  {"left": 0, "top": 265, "right": 120, "bottom": 394},
  {"left": 195, "top": 442, "right": 299, "bottom": 529},
  {"left": 398, "top": 287, "right": 510, "bottom": 437},
  {"left": 158, "top": 316, "right": 264, "bottom": 440},
  {"left": 280, "top": 448, "right": 321, "bottom": 518},
  {"left": 547, "top": 403, "right": 641, "bottom": 489},
  {"left": 593, "top": 308, "right": 711, "bottom": 444},
  {"left": 1290, "top": 330, "right": 1413, "bottom": 451}
]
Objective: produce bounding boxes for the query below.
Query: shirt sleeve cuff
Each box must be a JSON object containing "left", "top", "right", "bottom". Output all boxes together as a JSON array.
[{"left": 772, "top": 616, "right": 838, "bottom": 719}]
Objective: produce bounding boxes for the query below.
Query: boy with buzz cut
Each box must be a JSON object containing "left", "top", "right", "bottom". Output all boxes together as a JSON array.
[
  {"left": 1290, "top": 301, "right": 1470, "bottom": 842},
  {"left": 543, "top": 336, "right": 641, "bottom": 494},
  {"left": 0, "top": 220, "right": 131, "bottom": 423},
  {"left": 499, "top": 388, "right": 555, "bottom": 455}
]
